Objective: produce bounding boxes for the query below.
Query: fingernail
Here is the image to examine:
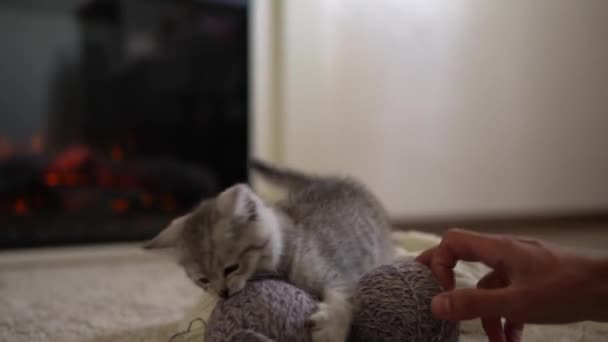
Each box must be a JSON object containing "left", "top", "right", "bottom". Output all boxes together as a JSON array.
[{"left": 431, "top": 294, "right": 451, "bottom": 319}]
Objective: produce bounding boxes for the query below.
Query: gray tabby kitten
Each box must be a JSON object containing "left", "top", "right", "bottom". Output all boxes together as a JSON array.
[{"left": 144, "top": 160, "right": 394, "bottom": 342}]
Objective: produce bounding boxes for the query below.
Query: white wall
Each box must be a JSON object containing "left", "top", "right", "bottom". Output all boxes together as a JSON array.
[{"left": 257, "top": 1, "right": 608, "bottom": 219}]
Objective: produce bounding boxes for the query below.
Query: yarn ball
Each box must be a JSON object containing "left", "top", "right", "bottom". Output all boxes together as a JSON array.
[
  {"left": 204, "top": 278, "right": 316, "bottom": 342},
  {"left": 204, "top": 261, "right": 459, "bottom": 342},
  {"left": 350, "top": 261, "right": 459, "bottom": 342}
]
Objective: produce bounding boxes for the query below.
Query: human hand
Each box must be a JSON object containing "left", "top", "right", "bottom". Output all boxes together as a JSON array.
[{"left": 416, "top": 228, "right": 608, "bottom": 342}]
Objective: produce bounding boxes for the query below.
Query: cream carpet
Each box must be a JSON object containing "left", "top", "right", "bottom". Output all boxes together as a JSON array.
[
  {"left": 0, "top": 245, "right": 200, "bottom": 342},
  {"left": 1, "top": 233, "right": 607, "bottom": 342}
]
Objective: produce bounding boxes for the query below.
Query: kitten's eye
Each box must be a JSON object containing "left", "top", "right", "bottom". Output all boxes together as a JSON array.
[
  {"left": 198, "top": 277, "right": 209, "bottom": 285},
  {"left": 223, "top": 264, "right": 239, "bottom": 276}
]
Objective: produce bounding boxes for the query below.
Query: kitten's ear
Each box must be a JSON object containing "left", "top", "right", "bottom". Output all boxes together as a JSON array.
[
  {"left": 216, "top": 183, "right": 259, "bottom": 222},
  {"left": 143, "top": 215, "right": 187, "bottom": 249}
]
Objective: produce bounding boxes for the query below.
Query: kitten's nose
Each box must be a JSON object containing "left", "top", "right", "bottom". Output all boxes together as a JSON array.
[{"left": 219, "top": 288, "right": 229, "bottom": 298}]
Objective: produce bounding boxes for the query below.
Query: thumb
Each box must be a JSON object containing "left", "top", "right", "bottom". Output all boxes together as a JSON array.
[{"left": 431, "top": 287, "right": 514, "bottom": 321}]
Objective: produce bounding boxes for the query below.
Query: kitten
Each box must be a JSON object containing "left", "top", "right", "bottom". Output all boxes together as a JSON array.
[{"left": 144, "top": 160, "right": 395, "bottom": 342}]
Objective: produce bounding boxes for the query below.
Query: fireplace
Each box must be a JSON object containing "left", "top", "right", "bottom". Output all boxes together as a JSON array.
[{"left": 0, "top": 0, "right": 249, "bottom": 248}]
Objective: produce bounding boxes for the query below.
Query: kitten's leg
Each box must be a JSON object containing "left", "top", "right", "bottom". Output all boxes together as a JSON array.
[{"left": 309, "top": 287, "right": 352, "bottom": 342}]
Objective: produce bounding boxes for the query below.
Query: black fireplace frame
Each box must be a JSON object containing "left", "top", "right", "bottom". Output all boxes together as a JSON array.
[{"left": 0, "top": 0, "right": 250, "bottom": 249}]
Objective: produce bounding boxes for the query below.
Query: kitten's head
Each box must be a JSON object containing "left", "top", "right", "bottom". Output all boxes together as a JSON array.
[{"left": 144, "top": 184, "right": 281, "bottom": 298}]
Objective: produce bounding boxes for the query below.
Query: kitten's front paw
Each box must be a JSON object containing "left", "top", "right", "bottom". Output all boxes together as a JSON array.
[
  {"left": 308, "top": 303, "right": 347, "bottom": 342},
  {"left": 308, "top": 303, "right": 330, "bottom": 329},
  {"left": 311, "top": 324, "right": 346, "bottom": 342}
]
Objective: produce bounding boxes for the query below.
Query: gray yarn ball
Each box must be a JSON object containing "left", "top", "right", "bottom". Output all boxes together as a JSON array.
[
  {"left": 205, "top": 278, "right": 316, "bottom": 342},
  {"left": 204, "top": 261, "right": 459, "bottom": 342},
  {"left": 350, "top": 262, "right": 459, "bottom": 342}
]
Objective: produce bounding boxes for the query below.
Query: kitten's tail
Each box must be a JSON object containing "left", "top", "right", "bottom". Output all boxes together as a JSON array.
[{"left": 249, "top": 159, "right": 314, "bottom": 190}]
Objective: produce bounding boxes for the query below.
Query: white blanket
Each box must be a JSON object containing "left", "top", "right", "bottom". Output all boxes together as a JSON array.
[
  {"left": 174, "top": 231, "right": 608, "bottom": 341},
  {"left": 1, "top": 233, "right": 605, "bottom": 342}
]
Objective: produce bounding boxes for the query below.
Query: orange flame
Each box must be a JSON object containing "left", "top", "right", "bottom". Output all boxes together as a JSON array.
[
  {"left": 111, "top": 146, "right": 124, "bottom": 161},
  {"left": 110, "top": 199, "right": 130, "bottom": 213},
  {"left": 14, "top": 198, "right": 28, "bottom": 215},
  {"left": 45, "top": 173, "right": 60, "bottom": 187}
]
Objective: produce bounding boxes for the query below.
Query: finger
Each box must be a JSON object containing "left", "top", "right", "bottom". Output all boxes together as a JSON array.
[
  {"left": 416, "top": 246, "right": 450, "bottom": 288},
  {"left": 477, "top": 271, "right": 509, "bottom": 289},
  {"left": 428, "top": 229, "right": 511, "bottom": 289},
  {"left": 416, "top": 245, "right": 454, "bottom": 289},
  {"left": 477, "top": 272, "right": 522, "bottom": 342},
  {"left": 439, "top": 228, "right": 511, "bottom": 267},
  {"left": 415, "top": 246, "right": 437, "bottom": 265},
  {"left": 505, "top": 320, "right": 524, "bottom": 342},
  {"left": 431, "top": 287, "right": 515, "bottom": 321},
  {"left": 430, "top": 255, "right": 456, "bottom": 290},
  {"left": 477, "top": 272, "right": 509, "bottom": 342},
  {"left": 481, "top": 317, "right": 505, "bottom": 342}
]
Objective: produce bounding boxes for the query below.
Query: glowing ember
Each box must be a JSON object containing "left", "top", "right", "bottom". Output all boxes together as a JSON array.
[
  {"left": 31, "top": 135, "right": 44, "bottom": 153},
  {"left": 98, "top": 170, "right": 113, "bottom": 187},
  {"left": 48, "top": 145, "right": 90, "bottom": 172},
  {"left": 161, "top": 195, "right": 177, "bottom": 212},
  {"left": 110, "top": 199, "right": 130, "bottom": 213},
  {"left": 14, "top": 198, "right": 28, "bottom": 215},
  {"left": 45, "top": 173, "right": 60, "bottom": 187},
  {"left": 65, "top": 172, "right": 78, "bottom": 187},
  {"left": 0, "top": 136, "right": 12, "bottom": 159},
  {"left": 140, "top": 192, "right": 154, "bottom": 207},
  {"left": 111, "top": 146, "right": 124, "bottom": 161}
]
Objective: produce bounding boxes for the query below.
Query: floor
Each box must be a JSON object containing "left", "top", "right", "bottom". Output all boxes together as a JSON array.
[
  {"left": 400, "top": 217, "right": 608, "bottom": 253},
  {"left": 0, "top": 244, "right": 200, "bottom": 342},
  {"left": 0, "top": 219, "right": 607, "bottom": 342}
]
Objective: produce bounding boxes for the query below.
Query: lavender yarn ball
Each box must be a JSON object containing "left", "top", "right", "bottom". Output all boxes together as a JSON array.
[
  {"left": 204, "top": 278, "right": 316, "bottom": 342},
  {"left": 350, "top": 261, "right": 459, "bottom": 342},
  {"left": 204, "top": 261, "right": 459, "bottom": 342}
]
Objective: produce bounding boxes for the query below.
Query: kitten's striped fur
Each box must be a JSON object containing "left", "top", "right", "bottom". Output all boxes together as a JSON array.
[{"left": 145, "top": 160, "right": 394, "bottom": 342}]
